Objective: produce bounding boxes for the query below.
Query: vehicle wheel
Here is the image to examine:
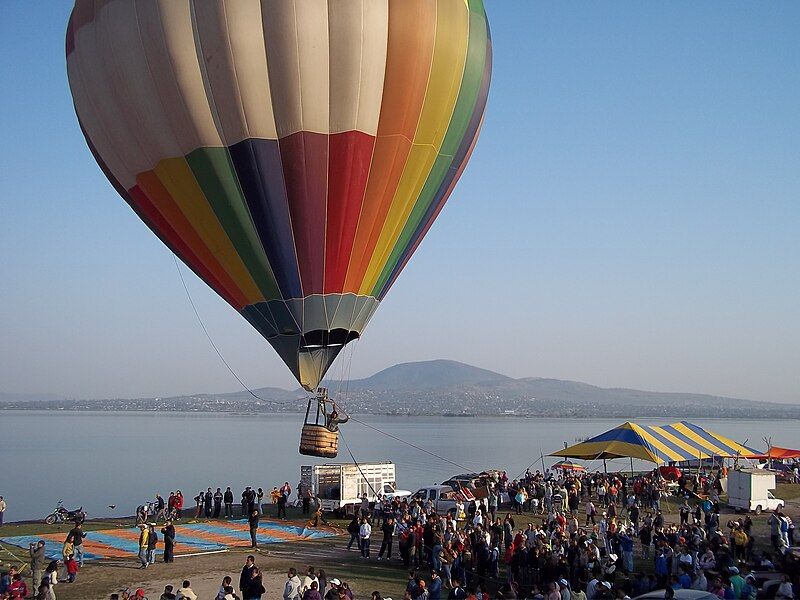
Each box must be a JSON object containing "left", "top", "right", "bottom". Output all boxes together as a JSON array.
[
  {"left": 45, "top": 514, "right": 57, "bottom": 525},
  {"left": 734, "top": 507, "right": 741, "bottom": 514},
  {"left": 754, "top": 505, "right": 762, "bottom": 515}
]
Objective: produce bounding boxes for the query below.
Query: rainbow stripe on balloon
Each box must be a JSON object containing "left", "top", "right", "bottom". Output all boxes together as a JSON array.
[{"left": 67, "top": 0, "right": 492, "bottom": 389}]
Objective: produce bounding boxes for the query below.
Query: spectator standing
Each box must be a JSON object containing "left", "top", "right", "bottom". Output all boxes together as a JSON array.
[
  {"left": 66, "top": 523, "right": 86, "bottom": 567},
  {"left": 239, "top": 555, "right": 256, "bottom": 598},
  {"left": 284, "top": 568, "right": 302, "bottom": 600},
  {"left": 214, "top": 488, "right": 223, "bottom": 518},
  {"left": 137, "top": 524, "right": 149, "bottom": 568},
  {"left": 205, "top": 488, "right": 214, "bottom": 518},
  {"left": 360, "top": 517, "right": 372, "bottom": 558},
  {"left": 224, "top": 487, "right": 234, "bottom": 518},
  {"left": 243, "top": 567, "right": 265, "bottom": 600},
  {"left": 146, "top": 523, "right": 158, "bottom": 565},
  {"left": 249, "top": 509, "right": 260, "bottom": 549},
  {"left": 161, "top": 520, "right": 176, "bottom": 563},
  {"left": 29, "top": 540, "right": 46, "bottom": 590}
]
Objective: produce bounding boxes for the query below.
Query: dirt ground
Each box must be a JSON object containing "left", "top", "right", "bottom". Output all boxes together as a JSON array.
[{"left": 50, "top": 539, "right": 409, "bottom": 600}]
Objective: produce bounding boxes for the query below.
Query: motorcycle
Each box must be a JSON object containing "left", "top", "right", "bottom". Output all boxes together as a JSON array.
[{"left": 44, "top": 500, "right": 86, "bottom": 525}]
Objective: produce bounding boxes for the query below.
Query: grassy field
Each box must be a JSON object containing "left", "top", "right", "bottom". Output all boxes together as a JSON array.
[{"left": 2, "top": 486, "right": 798, "bottom": 600}]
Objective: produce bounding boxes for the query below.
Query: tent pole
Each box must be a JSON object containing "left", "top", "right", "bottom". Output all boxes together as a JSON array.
[
  {"left": 603, "top": 458, "right": 607, "bottom": 475},
  {"left": 540, "top": 448, "right": 546, "bottom": 473},
  {"left": 630, "top": 456, "right": 634, "bottom": 477}
]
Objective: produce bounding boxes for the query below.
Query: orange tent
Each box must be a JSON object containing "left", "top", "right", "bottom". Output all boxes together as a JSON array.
[{"left": 763, "top": 446, "right": 800, "bottom": 460}]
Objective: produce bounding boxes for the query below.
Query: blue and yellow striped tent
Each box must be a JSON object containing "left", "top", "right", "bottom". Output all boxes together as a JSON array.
[{"left": 550, "top": 421, "right": 760, "bottom": 464}]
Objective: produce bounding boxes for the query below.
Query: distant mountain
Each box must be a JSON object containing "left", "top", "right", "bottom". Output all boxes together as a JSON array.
[
  {"left": 332, "top": 359, "right": 512, "bottom": 391},
  {"left": 2, "top": 360, "right": 798, "bottom": 418}
]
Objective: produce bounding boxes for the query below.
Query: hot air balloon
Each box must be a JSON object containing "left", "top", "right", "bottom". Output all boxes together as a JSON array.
[{"left": 66, "top": 0, "right": 492, "bottom": 457}]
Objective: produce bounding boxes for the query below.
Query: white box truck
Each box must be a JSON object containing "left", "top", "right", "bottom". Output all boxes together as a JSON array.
[
  {"left": 301, "top": 462, "right": 411, "bottom": 515},
  {"left": 727, "top": 468, "right": 784, "bottom": 514}
]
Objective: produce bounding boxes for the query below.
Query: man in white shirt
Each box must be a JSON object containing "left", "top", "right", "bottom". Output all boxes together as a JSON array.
[
  {"left": 0, "top": 496, "right": 6, "bottom": 526},
  {"left": 359, "top": 518, "right": 372, "bottom": 558},
  {"left": 284, "top": 568, "right": 302, "bottom": 600},
  {"left": 301, "top": 566, "right": 318, "bottom": 593}
]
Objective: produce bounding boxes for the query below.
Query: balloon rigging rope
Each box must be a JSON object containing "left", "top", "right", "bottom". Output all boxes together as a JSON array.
[
  {"left": 174, "top": 256, "right": 476, "bottom": 471},
  {"left": 173, "top": 255, "right": 295, "bottom": 407}
]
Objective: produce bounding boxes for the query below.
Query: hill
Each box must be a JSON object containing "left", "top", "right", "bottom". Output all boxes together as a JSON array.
[
  {"left": 333, "top": 359, "right": 512, "bottom": 390},
  {"left": 1, "top": 360, "right": 798, "bottom": 418}
]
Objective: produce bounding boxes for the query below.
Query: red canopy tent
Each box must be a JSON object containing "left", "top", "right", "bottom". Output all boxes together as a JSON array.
[
  {"left": 763, "top": 446, "right": 800, "bottom": 460},
  {"left": 749, "top": 446, "right": 800, "bottom": 461}
]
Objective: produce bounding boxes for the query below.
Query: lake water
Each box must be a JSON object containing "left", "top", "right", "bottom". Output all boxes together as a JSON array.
[{"left": 1, "top": 411, "right": 797, "bottom": 521}]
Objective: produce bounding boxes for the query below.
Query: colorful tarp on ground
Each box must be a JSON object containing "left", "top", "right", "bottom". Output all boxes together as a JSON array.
[
  {"left": 0, "top": 519, "right": 339, "bottom": 562},
  {"left": 550, "top": 421, "right": 760, "bottom": 464}
]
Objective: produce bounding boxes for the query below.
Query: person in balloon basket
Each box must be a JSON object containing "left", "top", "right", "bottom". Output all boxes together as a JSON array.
[{"left": 326, "top": 405, "right": 349, "bottom": 432}]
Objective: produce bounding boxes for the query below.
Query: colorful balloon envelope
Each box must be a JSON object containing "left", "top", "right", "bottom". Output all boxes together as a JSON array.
[{"left": 66, "top": 0, "right": 492, "bottom": 390}]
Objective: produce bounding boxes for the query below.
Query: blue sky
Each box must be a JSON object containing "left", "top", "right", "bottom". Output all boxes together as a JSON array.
[{"left": 1, "top": 2, "right": 798, "bottom": 403}]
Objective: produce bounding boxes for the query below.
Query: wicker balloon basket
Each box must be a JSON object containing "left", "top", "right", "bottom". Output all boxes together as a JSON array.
[{"left": 299, "top": 423, "right": 339, "bottom": 458}]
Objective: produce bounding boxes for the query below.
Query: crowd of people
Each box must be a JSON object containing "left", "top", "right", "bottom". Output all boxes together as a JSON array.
[
  {"left": 134, "top": 482, "right": 305, "bottom": 526},
  {"left": 333, "top": 467, "right": 798, "bottom": 599},
  {"left": 100, "top": 556, "right": 375, "bottom": 600},
  {"left": 2, "top": 467, "right": 799, "bottom": 599}
]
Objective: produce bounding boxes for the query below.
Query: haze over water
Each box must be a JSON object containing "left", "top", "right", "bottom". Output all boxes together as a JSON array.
[{"left": 2, "top": 411, "right": 796, "bottom": 522}]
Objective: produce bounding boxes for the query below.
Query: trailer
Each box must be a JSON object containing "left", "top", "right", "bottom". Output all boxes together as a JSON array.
[
  {"left": 300, "top": 462, "right": 411, "bottom": 515},
  {"left": 727, "top": 468, "right": 784, "bottom": 514}
]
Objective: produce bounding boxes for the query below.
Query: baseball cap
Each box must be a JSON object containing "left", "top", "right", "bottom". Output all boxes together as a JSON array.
[{"left": 330, "top": 578, "right": 341, "bottom": 586}]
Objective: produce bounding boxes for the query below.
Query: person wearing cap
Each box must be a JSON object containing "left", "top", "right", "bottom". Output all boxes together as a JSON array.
[
  {"left": 324, "top": 578, "right": 341, "bottom": 600},
  {"left": 728, "top": 567, "right": 744, "bottom": 598},
  {"left": 741, "top": 574, "right": 757, "bottom": 600},
  {"left": 558, "top": 579, "right": 571, "bottom": 600}
]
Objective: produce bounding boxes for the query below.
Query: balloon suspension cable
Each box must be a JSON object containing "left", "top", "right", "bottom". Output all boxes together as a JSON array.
[
  {"left": 172, "top": 255, "right": 295, "bottom": 407},
  {"left": 339, "top": 429, "right": 381, "bottom": 500},
  {"left": 175, "top": 255, "right": 477, "bottom": 473},
  {"left": 348, "top": 416, "right": 475, "bottom": 473},
  {"left": 330, "top": 341, "right": 475, "bottom": 473}
]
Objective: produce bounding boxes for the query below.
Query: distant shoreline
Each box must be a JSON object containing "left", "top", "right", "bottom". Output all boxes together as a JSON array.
[{"left": 1, "top": 407, "right": 799, "bottom": 420}]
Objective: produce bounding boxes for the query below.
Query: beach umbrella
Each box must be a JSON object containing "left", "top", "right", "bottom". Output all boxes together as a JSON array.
[
  {"left": 65, "top": 0, "right": 492, "bottom": 392},
  {"left": 553, "top": 459, "right": 586, "bottom": 472}
]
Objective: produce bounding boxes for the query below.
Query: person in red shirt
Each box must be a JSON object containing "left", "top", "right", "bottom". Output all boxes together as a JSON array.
[
  {"left": 65, "top": 554, "right": 79, "bottom": 582},
  {"left": 174, "top": 491, "right": 184, "bottom": 520},
  {"left": 8, "top": 573, "right": 27, "bottom": 598}
]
